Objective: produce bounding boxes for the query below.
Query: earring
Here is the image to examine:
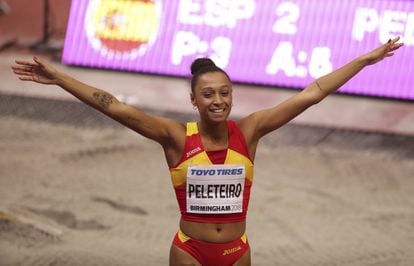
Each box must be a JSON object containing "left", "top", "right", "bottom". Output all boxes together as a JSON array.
[{"left": 193, "top": 106, "right": 198, "bottom": 110}]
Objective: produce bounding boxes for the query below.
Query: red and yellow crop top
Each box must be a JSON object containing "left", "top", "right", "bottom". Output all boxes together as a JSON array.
[{"left": 170, "top": 120, "right": 254, "bottom": 223}]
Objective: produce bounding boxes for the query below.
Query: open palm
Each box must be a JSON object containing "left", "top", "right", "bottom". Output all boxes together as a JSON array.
[{"left": 11, "top": 57, "right": 59, "bottom": 85}]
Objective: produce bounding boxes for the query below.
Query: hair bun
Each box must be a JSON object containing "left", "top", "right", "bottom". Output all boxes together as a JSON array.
[{"left": 190, "top": 58, "right": 216, "bottom": 75}]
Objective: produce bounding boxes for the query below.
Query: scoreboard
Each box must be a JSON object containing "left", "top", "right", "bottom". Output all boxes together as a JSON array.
[{"left": 63, "top": 0, "right": 414, "bottom": 100}]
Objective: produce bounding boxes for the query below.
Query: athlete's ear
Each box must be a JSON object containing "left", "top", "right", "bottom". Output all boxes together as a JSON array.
[{"left": 190, "top": 92, "right": 196, "bottom": 106}]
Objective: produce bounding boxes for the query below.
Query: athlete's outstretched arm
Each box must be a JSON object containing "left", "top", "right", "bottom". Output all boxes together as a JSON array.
[
  {"left": 240, "top": 37, "right": 404, "bottom": 142},
  {"left": 11, "top": 57, "right": 184, "bottom": 145}
]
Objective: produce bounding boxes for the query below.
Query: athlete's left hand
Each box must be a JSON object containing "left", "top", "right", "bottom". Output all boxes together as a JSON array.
[{"left": 362, "top": 36, "right": 404, "bottom": 65}]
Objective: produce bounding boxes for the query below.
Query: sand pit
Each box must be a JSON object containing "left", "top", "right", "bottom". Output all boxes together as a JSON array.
[{"left": 1, "top": 102, "right": 413, "bottom": 265}]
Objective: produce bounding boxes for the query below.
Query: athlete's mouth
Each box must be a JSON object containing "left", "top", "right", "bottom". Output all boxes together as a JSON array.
[{"left": 210, "top": 108, "right": 225, "bottom": 113}]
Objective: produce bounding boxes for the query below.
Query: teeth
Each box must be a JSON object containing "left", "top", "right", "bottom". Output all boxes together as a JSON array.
[{"left": 211, "top": 109, "right": 224, "bottom": 113}]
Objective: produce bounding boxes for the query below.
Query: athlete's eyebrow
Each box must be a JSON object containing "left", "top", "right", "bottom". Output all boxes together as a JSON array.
[
  {"left": 201, "top": 87, "right": 214, "bottom": 91},
  {"left": 201, "top": 84, "right": 230, "bottom": 91}
]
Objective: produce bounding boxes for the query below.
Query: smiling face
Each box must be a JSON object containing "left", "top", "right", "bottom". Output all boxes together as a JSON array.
[{"left": 191, "top": 71, "right": 233, "bottom": 124}]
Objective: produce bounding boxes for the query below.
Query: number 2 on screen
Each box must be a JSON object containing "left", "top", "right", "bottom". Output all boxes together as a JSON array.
[{"left": 272, "top": 1, "right": 300, "bottom": 35}]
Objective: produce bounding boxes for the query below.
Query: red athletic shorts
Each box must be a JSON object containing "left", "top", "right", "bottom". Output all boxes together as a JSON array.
[{"left": 172, "top": 229, "right": 249, "bottom": 265}]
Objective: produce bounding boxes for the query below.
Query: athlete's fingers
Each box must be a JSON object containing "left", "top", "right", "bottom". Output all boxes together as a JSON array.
[
  {"left": 14, "top": 60, "right": 38, "bottom": 67},
  {"left": 387, "top": 37, "right": 403, "bottom": 49},
  {"left": 12, "top": 69, "right": 32, "bottom": 76},
  {"left": 11, "top": 65, "right": 33, "bottom": 72},
  {"left": 386, "top": 36, "right": 400, "bottom": 46},
  {"left": 391, "top": 36, "right": 400, "bottom": 44},
  {"left": 12, "top": 66, "right": 32, "bottom": 74},
  {"left": 33, "top": 56, "right": 47, "bottom": 68},
  {"left": 18, "top": 76, "right": 35, "bottom": 81},
  {"left": 12, "top": 65, "right": 35, "bottom": 73},
  {"left": 392, "top": 43, "right": 404, "bottom": 50}
]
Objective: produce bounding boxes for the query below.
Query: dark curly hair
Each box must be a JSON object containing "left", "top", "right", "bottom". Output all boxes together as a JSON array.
[{"left": 190, "top": 58, "right": 231, "bottom": 94}]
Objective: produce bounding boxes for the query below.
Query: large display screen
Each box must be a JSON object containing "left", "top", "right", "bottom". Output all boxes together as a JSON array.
[{"left": 62, "top": 0, "right": 414, "bottom": 100}]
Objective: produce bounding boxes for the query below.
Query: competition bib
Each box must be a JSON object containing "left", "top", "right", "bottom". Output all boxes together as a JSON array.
[{"left": 187, "top": 164, "right": 245, "bottom": 214}]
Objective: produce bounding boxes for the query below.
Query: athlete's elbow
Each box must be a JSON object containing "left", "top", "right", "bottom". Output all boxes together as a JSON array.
[
  {"left": 302, "top": 85, "right": 328, "bottom": 105},
  {"left": 105, "top": 102, "right": 130, "bottom": 121}
]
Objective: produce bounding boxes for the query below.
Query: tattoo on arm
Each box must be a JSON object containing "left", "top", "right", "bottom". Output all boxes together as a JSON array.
[{"left": 93, "top": 92, "right": 113, "bottom": 109}]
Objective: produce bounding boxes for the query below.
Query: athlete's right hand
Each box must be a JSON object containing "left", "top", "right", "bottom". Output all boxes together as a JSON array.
[{"left": 11, "top": 57, "right": 60, "bottom": 85}]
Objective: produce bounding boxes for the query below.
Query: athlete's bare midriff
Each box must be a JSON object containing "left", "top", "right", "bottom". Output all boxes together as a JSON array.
[{"left": 180, "top": 219, "right": 246, "bottom": 243}]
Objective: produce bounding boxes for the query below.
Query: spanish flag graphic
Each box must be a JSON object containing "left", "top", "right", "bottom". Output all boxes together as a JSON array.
[{"left": 86, "top": 0, "right": 161, "bottom": 58}]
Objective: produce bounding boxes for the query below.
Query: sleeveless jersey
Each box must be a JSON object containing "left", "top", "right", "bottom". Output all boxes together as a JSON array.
[{"left": 170, "top": 120, "right": 254, "bottom": 223}]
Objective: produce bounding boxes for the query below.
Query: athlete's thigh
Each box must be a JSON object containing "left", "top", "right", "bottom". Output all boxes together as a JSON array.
[
  {"left": 233, "top": 247, "right": 251, "bottom": 266},
  {"left": 169, "top": 244, "right": 201, "bottom": 266}
]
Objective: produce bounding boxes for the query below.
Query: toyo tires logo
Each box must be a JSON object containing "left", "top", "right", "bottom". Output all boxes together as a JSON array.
[{"left": 85, "top": 0, "right": 162, "bottom": 60}]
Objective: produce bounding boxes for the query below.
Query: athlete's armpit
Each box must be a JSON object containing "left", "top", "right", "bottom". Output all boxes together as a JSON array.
[{"left": 126, "top": 115, "right": 154, "bottom": 130}]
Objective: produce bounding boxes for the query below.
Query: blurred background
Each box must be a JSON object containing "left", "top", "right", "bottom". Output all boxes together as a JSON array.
[
  {"left": 1, "top": 1, "right": 413, "bottom": 265},
  {"left": 0, "top": 0, "right": 70, "bottom": 50}
]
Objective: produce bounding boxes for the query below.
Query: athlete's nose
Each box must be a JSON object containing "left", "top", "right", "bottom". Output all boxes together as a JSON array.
[{"left": 212, "top": 93, "right": 224, "bottom": 105}]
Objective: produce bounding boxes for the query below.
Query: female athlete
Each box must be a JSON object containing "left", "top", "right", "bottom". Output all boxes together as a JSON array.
[{"left": 12, "top": 37, "right": 403, "bottom": 265}]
